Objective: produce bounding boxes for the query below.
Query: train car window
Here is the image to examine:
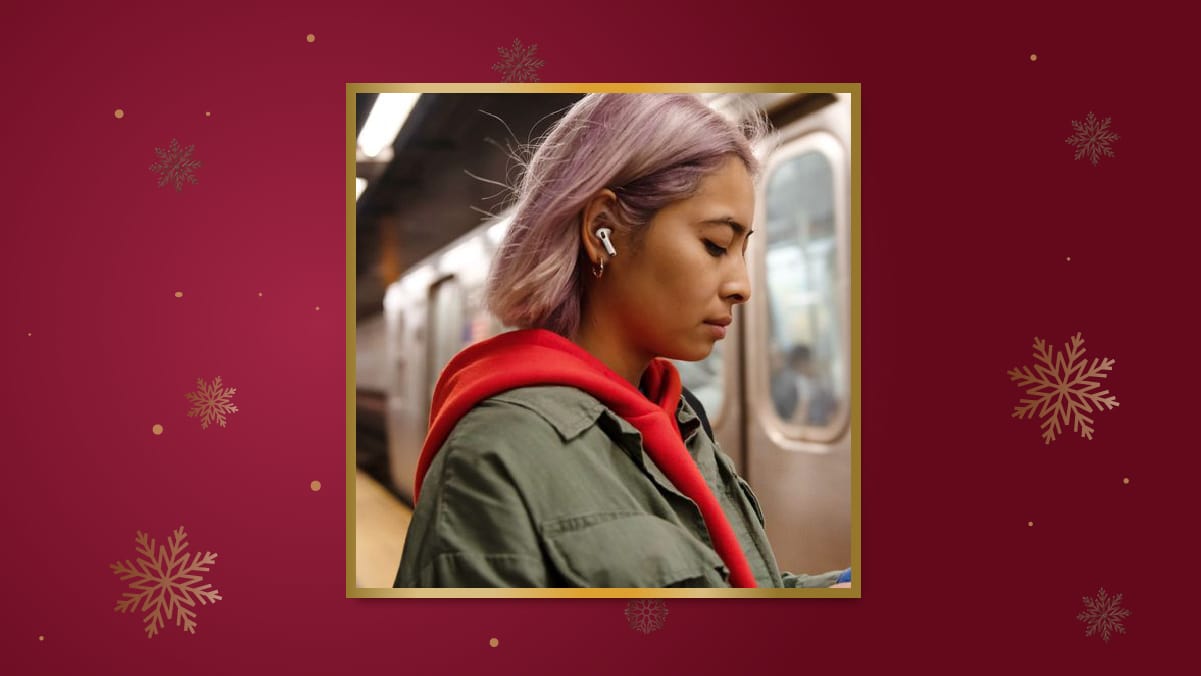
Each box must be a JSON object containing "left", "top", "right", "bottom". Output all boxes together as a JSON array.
[
  {"left": 762, "top": 145, "right": 847, "bottom": 438},
  {"left": 671, "top": 342, "right": 723, "bottom": 422},
  {"left": 427, "top": 276, "right": 465, "bottom": 394}
]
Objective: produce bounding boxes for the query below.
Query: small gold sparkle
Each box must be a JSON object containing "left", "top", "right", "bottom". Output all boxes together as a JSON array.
[
  {"left": 310, "top": 480, "right": 322, "bottom": 492},
  {"left": 38, "top": 635, "right": 44, "bottom": 641},
  {"left": 1029, "top": 54, "right": 1037, "bottom": 61},
  {"left": 114, "top": 108, "right": 125, "bottom": 119},
  {"left": 1123, "top": 477, "right": 1130, "bottom": 484},
  {"left": 174, "top": 291, "right": 184, "bottom": 298},
  {"left": 306, "top": 33, "right": 316, "bottom": 43},
  {"left": 1027, "top": 521, "right": 1034, "bottom": 527},
  {"left": 205, "top": 111, "right": 211, "bottom": 117},
  {"left": 152, "top": 424, "right": 163, "bottom": 436},
  {"left": 489, "top": 638, "right": 499, "bottom": 648}
]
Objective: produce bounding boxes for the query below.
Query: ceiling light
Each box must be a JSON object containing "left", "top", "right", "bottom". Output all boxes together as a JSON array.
[{"left": 358, "top": 93, "right": 420, "bottom": 159}]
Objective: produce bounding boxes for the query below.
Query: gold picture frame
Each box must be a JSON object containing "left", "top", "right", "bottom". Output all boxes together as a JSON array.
[{"left": 347, "top": 83, "right": 861, "bottom": 598}]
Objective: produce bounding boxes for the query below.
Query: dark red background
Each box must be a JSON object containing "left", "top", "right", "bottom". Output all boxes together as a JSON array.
[{"left": 2, "top": 0, "right": 1190, "bottom": 673}]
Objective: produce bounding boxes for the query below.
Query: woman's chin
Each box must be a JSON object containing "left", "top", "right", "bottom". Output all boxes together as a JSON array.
[{"left": 666, "top": 341, "right": 714, "bottom": 363}]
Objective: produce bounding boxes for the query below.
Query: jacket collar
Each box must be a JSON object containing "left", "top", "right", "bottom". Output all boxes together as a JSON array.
[
  {"left": 489, "top": 385, "right": 703, "bottom": 446},
  {"left": 488, "top": 385, "right": 709, "bottom": 508}
]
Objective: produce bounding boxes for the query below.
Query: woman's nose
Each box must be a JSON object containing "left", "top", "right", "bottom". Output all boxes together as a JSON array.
[{"left": 723, "top": 260, "right": 752, "bottom": 304}]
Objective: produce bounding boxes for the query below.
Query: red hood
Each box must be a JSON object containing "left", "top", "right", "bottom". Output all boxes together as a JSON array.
[{"left": 414, "top": 328, "right": 756, "bottom": 588}]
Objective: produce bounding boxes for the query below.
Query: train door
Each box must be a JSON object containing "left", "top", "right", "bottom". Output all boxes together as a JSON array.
[
  {"left": 384, "top": 280, "right": 431, "bottom": 499},
  {"left": 745, "top": 97, "right": 852, "bottom": 574},
  {"left": 426, "top": 275, "right": 465, "bottom": 429}
]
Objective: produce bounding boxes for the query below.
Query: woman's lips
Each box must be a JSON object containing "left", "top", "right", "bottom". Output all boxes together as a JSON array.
[{"left": 704, "top": 322, "right": 728, "bottom": 339}]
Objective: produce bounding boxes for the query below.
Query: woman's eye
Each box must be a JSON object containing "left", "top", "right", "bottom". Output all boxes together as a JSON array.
[{"left": 704, "top": 240, "right": 728, "bottom": 257}]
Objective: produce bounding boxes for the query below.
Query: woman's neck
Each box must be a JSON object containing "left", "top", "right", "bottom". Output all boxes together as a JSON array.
[{"left": 571, "top": 316, "right": 650, "bottom": 390}]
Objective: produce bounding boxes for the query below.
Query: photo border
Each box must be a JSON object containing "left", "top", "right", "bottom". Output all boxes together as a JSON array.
[{"left": 345, "top": 82, "right": 861, "bottom": 598}]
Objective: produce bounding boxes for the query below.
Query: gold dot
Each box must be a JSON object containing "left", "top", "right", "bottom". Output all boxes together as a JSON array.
[
  {"left": 1029, "top": 54, "right": 1037, "bottom": 61},
  {"left": 1027, "top": 521, "right": 1034, "bottom": 527},
  {"left": 310, "top": 480, "right": 321, "bottom": 492},
  {"left": 1123, "top": 477, "right": 1130, "bottom": 484},
  {"left": 152, "top": 424, "right": 163, "bottom": 436},
  {"left": 205, "top": 111, "right": 211, "bottom": 117},
  {"left": 489, "top": 638, "right": 499, "bottom": 648},
  {"left": 38, "top": 635, "right": 44, "bottom": 641},
  {"left": 306, "top": 33, "right": 315, "bottom": 43},
  {"left": 114, "top": 108, "right": 124, "bottom": 119},
  {"left": 174, "top": 291, "right": 183, "bottom": 298}
]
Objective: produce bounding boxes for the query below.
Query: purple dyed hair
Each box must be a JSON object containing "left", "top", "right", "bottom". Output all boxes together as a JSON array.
[{"left": 485, "top": 94, "right": 769, "bottom": 338}]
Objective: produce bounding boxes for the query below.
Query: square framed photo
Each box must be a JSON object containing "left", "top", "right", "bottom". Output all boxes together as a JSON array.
[{"left": 347, "top": 84, "right": 859, "bottom": 597}]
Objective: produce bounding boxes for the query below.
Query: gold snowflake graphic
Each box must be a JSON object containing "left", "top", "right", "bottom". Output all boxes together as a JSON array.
[
  {"left": 1007, "top": 333, "right": 1118, "bottom": 444},
  {"left": 110, "top": 527, "right": 222, "bottom": 638},
  {"left": 491, "top": 38, "right": 545, "bottom": 83},
  {"left": 185, "top": 376, "right": 238, "bottom": 429},
  {"left": 149, "top": 138, "right": 202, "bottom": 191},
  {"left": 624, "top": 599, "right": 668, "bottom": 634},
  {"left": 1065, "top": 112, "right": 1119, "bottom": 167},
  {"left": 1077, "top": 587, "right": 1130, "bottom": 642}
]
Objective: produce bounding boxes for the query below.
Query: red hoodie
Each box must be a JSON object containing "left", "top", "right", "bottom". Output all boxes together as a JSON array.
[{"left": 413, "top": 328, "right": 757, "bottom": 588}]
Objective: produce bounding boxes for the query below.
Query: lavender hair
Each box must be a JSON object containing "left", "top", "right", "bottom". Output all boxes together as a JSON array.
[{"left": 485, "top": 94, "right": 769, "bottom": 338}]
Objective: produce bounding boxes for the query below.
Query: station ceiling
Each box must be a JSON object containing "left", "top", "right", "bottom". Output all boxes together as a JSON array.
[{"left": 354, "top": 93, "right": 584, "bottom": 319}]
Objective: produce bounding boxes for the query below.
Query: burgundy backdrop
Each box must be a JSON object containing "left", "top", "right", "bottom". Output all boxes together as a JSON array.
[{"left": 2, "top": 0, "right": 1190, "bottom": 673}]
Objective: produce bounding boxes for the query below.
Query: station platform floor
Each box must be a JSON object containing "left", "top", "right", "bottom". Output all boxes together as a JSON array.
[{"left": 354, "top": 470, "right": 412, "bottom": 588}]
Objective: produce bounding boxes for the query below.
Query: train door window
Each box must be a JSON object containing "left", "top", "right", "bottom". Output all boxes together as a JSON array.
[
  {"left": 427, "top": 276, "right": 465, "bottom": 395},
  {"left": 671, "top": 340, "right": 723, "bottom": 423},
  {"left": 762, "top": 135, "right": 848, "bottom": 439}
]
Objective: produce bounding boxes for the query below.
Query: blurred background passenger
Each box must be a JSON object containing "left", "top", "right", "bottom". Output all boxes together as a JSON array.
[{"left": 771, "top": 344, "right": 835, "bottom": 426}]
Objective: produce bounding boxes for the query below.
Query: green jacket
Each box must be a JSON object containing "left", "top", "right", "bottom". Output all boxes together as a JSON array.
[{"left": 394, "top": 385, "right": 843, "bottom": 588}]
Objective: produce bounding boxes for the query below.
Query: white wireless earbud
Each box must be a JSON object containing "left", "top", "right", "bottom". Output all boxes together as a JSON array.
[{"left": 596, "top": 227, "right": 618, "bottom": 256}]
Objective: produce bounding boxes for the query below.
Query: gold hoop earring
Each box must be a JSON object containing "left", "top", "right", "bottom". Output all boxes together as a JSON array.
[{"left": 592, "top": 258, "right": 605, "bottom": 279}]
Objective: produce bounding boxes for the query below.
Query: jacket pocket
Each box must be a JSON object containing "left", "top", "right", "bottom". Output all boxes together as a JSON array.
[{"left": 542, "top": 513, "right": 728, "bottom": 587}]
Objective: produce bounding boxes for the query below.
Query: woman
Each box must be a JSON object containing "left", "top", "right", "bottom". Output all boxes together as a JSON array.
[{"left": 394, "top": 94, "right": 850, "bottom": 588}]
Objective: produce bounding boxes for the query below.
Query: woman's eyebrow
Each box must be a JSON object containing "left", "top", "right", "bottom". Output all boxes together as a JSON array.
[{"left": 700, "top": 217, "right": 750, "bottom": 236}]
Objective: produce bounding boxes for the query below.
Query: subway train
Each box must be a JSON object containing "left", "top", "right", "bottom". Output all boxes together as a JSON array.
[{"left": 370, "top": 91, "right": 856, "bottom": 576}]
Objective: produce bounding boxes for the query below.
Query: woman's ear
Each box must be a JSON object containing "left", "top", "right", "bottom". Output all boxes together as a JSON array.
[{"left": 579, "top": 188, "right": 619, "bottom": 263}]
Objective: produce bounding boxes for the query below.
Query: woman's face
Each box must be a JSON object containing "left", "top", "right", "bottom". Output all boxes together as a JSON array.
[{"left": 604, "top": 155, "right": 755, "bottom": 363}]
